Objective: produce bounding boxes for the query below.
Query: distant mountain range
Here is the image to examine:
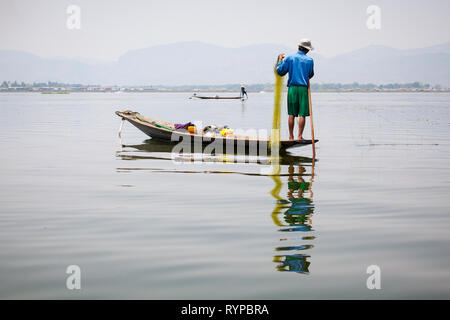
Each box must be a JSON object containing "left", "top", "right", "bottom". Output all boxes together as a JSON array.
[{"left": 1, "top": 41, "right": 449, "bottom": 86}]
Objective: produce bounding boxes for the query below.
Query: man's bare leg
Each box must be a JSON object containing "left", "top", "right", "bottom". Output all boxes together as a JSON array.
[
  {"left": 298, "top": 116, "right": 306, "bottom": 140},
  {"left": 288, "top": 115, "right": 295, "bottom": 140}
]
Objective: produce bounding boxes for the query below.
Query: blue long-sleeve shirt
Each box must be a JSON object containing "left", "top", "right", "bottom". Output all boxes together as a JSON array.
[{"left": 276, "top": 51, "right": 314, "bottom": 87}]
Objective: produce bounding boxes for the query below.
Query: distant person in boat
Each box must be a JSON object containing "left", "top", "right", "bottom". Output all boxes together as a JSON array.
[
  {"left": 240, "top": 84, "right": 248, "bottom": 99},
  {"left": 276, "top": 39, "right": 314, "bottom": 141}
]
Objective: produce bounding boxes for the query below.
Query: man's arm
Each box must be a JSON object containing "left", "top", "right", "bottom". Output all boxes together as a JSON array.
[
  {"left": 276, "top": 54, "right": 289, "bottom": 76},
  {"left": 309, "top": 60, "right": 314, "bottom": 79}
]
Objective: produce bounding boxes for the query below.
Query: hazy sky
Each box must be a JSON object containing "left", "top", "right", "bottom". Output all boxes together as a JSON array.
[{"left": 0, "top": 0, "right": 449, "bottom": 61}]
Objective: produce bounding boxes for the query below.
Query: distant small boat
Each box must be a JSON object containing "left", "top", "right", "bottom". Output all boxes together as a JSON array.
[
  {"left": 191, "top": 94, "right": 245, "bottom": 100},
  {"left": 116, "top": 110, "right": 317, "bottom": 151}
]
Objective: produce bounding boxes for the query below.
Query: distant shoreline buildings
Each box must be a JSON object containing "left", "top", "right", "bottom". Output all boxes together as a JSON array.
[{"left": 0, "top": 80, "right": 447, "bottom": 93}]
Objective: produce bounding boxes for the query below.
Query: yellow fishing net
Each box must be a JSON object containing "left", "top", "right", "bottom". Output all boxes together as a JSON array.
[
  {"left": 270, "top": 64, "right": 284, "bottom": 224},
  {"left": 270, "top": 61, "right": 284, "bottom": 180},
  {"left": 270, "top": 64, "right": 283, "bottom": 153}
]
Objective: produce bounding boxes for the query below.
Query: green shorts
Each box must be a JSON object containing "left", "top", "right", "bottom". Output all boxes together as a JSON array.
[{"left": 287, "top": 85, "right": 310, "bottom": 117}]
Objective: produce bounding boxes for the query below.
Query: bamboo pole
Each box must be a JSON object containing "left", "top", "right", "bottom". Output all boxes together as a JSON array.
[{"left": 307, "top": 83, "right": 316, "bottom": 158}]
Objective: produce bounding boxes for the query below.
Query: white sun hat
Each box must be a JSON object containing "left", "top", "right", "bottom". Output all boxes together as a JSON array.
[{"left": 299, "top": 39, "right": 314, "bottom": 51}]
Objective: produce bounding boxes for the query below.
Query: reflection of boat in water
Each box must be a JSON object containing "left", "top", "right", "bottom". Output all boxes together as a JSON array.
[
  {"left": 270, "top": 161, "right": 316, "bottom": 274},
  {"left": 116, "top": 140, "right": 317, "bottom": 178},
  {"left": 118, "top": 139, "right": 314, "bottom": 166},
  {"left": 116, "top": 110, "right": 318, "bottom": 151}
]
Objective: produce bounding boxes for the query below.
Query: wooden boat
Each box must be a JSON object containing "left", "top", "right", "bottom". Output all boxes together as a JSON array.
[
  {"left": 191, "top": 94, "right": 243, "bottom": 100},
  {"left": 116, "top": 110, "right": 318, "bottom": 151}
]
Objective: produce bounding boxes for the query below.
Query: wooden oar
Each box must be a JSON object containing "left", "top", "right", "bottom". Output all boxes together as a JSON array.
[{"left": 307, "top": 83, "right": 316, "bottom": 158}]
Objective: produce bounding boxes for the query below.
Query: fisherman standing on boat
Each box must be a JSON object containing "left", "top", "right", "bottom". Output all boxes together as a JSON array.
[
  {"left": 240, "top": 84, "right": 248, "bottom": 99},
  {"left": 276, "top": 39, "right": 314, "bottom": 141}
]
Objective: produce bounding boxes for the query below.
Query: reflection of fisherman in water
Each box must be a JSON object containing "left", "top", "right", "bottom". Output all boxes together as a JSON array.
[
  {"left": 284, "top": 164, "right": 313, "bottom": 230},
  {"left": 240, "top": 84, "right": 248, "bottom": 99},
  {"left": 271, "top": 162, "right": 315, "bottom": 274}
]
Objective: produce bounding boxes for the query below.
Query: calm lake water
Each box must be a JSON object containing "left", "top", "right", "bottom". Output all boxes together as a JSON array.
[{"left": 0, "top": 92, "right": 449, "bottom": 299}]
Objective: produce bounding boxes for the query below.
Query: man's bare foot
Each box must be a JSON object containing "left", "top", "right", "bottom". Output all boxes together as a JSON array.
[
  {"left": 289, "top": 135, "right": 294, "bottom": 141},
  {"left": 297, "top": 136, "right": 305, "bottom": 141}
]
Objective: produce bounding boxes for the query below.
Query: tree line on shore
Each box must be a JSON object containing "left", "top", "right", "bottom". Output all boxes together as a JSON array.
[{"left": 1, "top": 80, "right": 444, "bottom": 92}]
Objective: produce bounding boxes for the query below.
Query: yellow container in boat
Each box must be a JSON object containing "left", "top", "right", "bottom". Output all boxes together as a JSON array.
[
  {"left": 220, "top": 128, "right": 234, "bottom": 136},
  {"left": 188, "top": 126, "right": 196, "bottom": 134}
]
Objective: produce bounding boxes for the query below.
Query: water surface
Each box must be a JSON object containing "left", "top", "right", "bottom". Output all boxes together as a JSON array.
[{"left": 0, "top": 92, "right": 449, "bottom": 299}]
